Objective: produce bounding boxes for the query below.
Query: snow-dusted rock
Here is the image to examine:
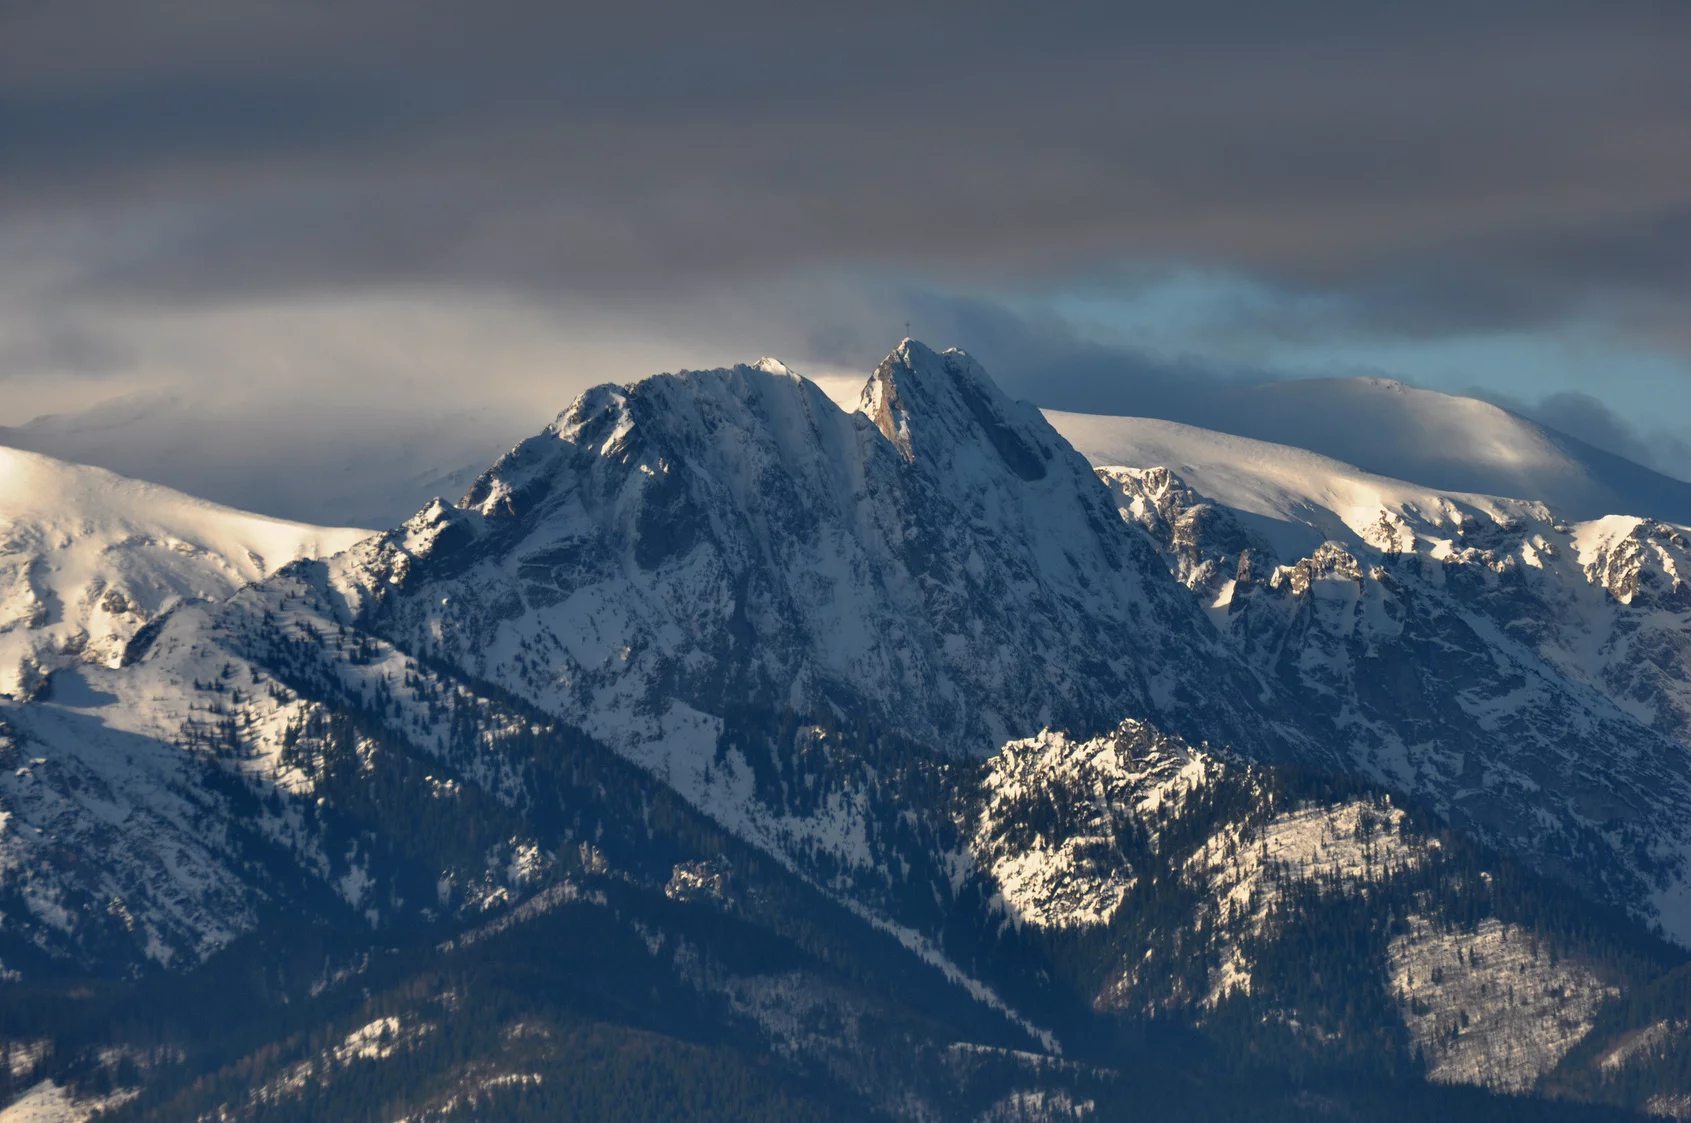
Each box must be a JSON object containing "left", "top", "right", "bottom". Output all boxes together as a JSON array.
[{"left": 971, "top": 720, "right": 1211, "bottom": 929}]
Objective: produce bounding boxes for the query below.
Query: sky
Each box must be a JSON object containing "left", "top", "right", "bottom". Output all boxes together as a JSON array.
[{"left": 3, "top": 1, "right": 1690, "bottom": 520}]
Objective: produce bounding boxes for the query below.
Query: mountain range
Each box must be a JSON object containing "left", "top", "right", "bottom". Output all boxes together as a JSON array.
[{"left": 6, "top": 341, "right": 1691, "bottom": 1120}]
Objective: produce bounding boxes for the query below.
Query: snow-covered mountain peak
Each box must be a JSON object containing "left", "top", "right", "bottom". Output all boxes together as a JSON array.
[
  {"left": 472, "top": 360, "right": 862, "bottom": 524},
  {"left": 853, "top": 340, "right": 1156, "bottom": 598},
  {"left": 0, "top": 447, "right": 371, "bottom": 698},
  {"left": 752, "top": 356, "right": 796, "bottom": 377},
  {"left": 328, "top": 342, "right": 1268, "bottom": 758}
]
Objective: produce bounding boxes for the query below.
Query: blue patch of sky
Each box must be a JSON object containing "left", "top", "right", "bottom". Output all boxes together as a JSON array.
[{"left": 1031, "top": 267, "right": 1691, "bottom": 433}]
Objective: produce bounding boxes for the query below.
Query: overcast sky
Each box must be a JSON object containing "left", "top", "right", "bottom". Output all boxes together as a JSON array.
[{"left": 4, "top": 1, "right": 1691, "bottom": 515}]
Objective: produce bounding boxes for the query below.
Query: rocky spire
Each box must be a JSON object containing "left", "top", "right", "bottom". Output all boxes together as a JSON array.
[{"left": 860, "top": 338, "right": 1054, "bottom": 481}]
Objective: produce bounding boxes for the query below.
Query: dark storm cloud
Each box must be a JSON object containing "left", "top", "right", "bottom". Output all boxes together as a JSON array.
[
  {"left": 3, "top": 0, "right": 1689, "bottom": 339},
  {"left": 0, "top": 316, "right": 136, "bottom": 379}
]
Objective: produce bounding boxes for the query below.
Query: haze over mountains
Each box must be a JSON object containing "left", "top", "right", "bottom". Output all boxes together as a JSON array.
[
  {"left": 0, "top": 390, "right": 517, "bottom": 529},
  {"left": 10, "top": 365, "right": 1690, "bottom": 533},
  {"left": 9, "top": 342, "right": 1691, "bottom": 1121}
]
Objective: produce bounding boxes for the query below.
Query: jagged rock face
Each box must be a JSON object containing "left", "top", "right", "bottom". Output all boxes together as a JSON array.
[
  {"left": 326, "top": 342, "right": 1269, "bottom": 759},
  {"left": 961, "top": 722, "right": 1432, "bottom": 1010},
  {"left": 1096, "top": 466, "right": 1274, "bottom": 605},
  {"left": 1536, "top": 517, "right": 1691, "bottom": 745},
  {"left": 969, "top": 720, "right": 1212, "bottom": 929},
  {"left": 1107, "top": 461, "right": 1691, "bottom": 935}
]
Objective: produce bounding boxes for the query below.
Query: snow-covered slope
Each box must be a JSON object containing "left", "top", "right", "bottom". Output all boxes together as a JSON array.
[
  {"left": 1050, "top": 376, "right": 1691, "bottom": 525},
  {"left": 0, "top": 448, "right": 371, "bottom": 699}
]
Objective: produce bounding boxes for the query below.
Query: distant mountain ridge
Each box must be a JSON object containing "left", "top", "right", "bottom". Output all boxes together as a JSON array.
[
  {"left": 0, "top": 445, "right": 370, "bottom": 699},
  {"left": 0, "top": 388, "right": 511, "bottom": 529},
  {"left": 1047, "top": 375, "right": 1691, "bottom": 526}
]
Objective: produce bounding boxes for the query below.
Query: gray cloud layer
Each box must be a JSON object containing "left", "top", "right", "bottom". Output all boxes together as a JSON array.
[{"left": 5, "top": 2, "right": 1689, "bottom": 320}]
